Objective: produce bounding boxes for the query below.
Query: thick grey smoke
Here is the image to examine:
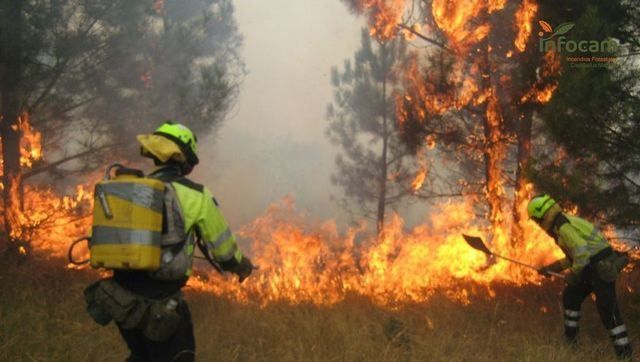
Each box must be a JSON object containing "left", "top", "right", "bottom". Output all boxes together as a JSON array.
[{"left": 193, "top": 0, "right": 428, "bottom": 230}]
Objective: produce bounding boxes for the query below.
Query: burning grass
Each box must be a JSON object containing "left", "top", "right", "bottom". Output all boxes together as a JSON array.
[
  {"left": 2, "top": 253, "right": 640, "bottom": 361},
  {"left": 2, "top": 118, "right": 563, "bottom": 308},
  {"left": 1, "top": 111, "right": 635, "bottom": 360},
  {"left": 188, "top": 196, "right": 563, "bottom": 307}
]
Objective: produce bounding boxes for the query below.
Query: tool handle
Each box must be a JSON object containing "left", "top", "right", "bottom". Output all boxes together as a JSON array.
[
  {"left": 492, "top": 253, "right": 538, "bottom": 270},
  {"left": 547, "top": 271, "right": 565, "bottom": 279},
  {"left": 493, "top": 253, "right": 566, "bottom": 279}
]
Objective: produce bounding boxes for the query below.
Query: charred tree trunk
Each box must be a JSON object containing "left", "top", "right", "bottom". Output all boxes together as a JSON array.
[
  {"left": 511, "top": 112, "right": 533, "bottom": 245},
  {"left": 479, "top": 32, "right": 506, "bottom": 237},
  {"left": 483, "top": 95, "right": 506, "bottom": 232},
  {"left": 377, "top": 66, "right": 389, "bottom": 236},
  {"left": 0, "top": 0, "right": 24, "bottom": 250}
]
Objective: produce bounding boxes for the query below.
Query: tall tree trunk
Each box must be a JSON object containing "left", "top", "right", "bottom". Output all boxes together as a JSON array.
[
  {"left": 0, "top": 0, "right": 24, "bottom": 250},
  {"left": 480, "top": 31, "right": 506, "bottom": 239},
  {"left": 483, "top": 99, "right": 506, "bottom": 238},
  {"left": 511, "top": 112, "right": 532, "bottom": 245},
  {"left": 377, "top": 68, "right": 388, "bottom": 236}
]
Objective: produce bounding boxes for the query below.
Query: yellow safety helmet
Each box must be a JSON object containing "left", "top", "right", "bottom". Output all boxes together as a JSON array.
[
  {"left": 527, "top": 194, "right": 557, "bottom": 219},
  {"left": 138, "top": 121, "right": 199, "bottom": 168}
]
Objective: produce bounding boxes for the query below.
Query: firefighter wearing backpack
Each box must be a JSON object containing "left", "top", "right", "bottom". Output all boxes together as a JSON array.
[
  {"left": 84, "top": 121, "right": 254, "bottom": 362},
  {"left": 530, "top": 194, "right": 631, "bottom": 359}
]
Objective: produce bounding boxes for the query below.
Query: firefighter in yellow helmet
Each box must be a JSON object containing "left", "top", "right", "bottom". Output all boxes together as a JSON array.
[
  {"left": 112, "top": 121, "right": 253, "bottom": 361},
  {"left": 529, "top": 194, "right": 631, "bottom": 359}
]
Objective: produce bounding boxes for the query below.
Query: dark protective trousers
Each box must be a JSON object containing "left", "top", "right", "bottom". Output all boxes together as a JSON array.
[
  {"left": 562, "top": 265, "right": 632, "bottom": 359},
  {"left": 118, "top": 301, "right": 195, "bottom": 362}
]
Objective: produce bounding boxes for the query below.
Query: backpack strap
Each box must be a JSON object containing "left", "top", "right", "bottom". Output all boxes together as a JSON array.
[{"left": 146, "top": 169, "right": 196, "bottom": 280}]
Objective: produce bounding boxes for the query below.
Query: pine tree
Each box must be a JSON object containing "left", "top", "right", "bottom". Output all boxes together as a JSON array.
[
  {"left": 0, "top": 0, "right": 244, "bottom": 250},
  {"left": 327, "top": 30, "right": 416, "bottom": 234},
  {"left": 530, "top": 2, "right": 640, "bottom": 239}
]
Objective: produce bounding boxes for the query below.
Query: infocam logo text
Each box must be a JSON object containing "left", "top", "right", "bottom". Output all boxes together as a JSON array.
[{"left": 538, "top": 20, "right": 618, "bottom": 53}]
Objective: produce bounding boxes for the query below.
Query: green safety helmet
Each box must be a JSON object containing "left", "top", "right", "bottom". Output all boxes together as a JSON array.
[
  {"left": 527, "top": 194, "right": 557, "bottom": 219},
  {"left": 153, "top": 121, "right": 199, "bottom": 167}
]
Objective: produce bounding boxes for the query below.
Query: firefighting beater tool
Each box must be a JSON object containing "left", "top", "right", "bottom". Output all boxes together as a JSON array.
[{"left": 462, "top": 234, "right": 565, "bottom": 279}]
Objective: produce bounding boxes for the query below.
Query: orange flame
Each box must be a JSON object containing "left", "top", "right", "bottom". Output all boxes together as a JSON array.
[
  {"left": 7, "top": 121, "right": 569, "bottom": 307},
  {"left": 431, "top": 0, "right": 491, "bottom": 52},
  {"left": 520, "top": 50, "right": 561, "bottom": 104},
  {"left": 7, "top": 175, "right": 91, "bottom": 247},
  {"left": 411, "top": 168, "right": 427, "bottom": 191},
  {"left": 396, "top": 54, "right": 479, "bottom": 123},
  {"left": 17, "top": 114, "right": 42, "bottom": 168},
  {"left": 1, "top": 113, "right": 43, "bottom": 178},
  {"left": 410, "top": 140, "right": 433, "bottom": 193},
  {"left": 1, "top": 115, "right": 92, "bottom": 250},
  {"left": 354, "top": 0, "right": 405, "bottom": 40},
  {"left": 191, "top": 196, "right": 562, "bottom": 307},
  {"left": 344, "top": 0, "right": 567, "bottom": 308},
  {"left": 514, "top": 0, "right": 538, "bottom": 52},
  {"left": 9, "top": 0, "right": 570, "bottom": 308}
]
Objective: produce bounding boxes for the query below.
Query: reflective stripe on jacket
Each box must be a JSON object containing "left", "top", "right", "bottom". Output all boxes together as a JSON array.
[
  {"left": 171, "top": 180, "right": 243, "bottom": 268},
  {"left": 112, "top": 166, "right": 243, "bottom": 298},
  {"left": 553, "top": 214, "right": 610, "bottom": 274}
]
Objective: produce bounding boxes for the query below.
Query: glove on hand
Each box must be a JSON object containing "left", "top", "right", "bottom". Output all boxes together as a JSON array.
[
  {"left": 538, "top": 260, "right": 565, "bottom": 278},
  {"left": 231, "top": 256, "right": 254, "bottom": 283}
]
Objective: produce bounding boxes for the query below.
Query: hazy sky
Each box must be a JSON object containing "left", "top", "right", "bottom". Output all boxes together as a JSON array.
[
  {"left": 192, "top": 0, "right": 428, "bottom": 230},
  {"left": 194, "top": 0, "right": 365, "bottom": 228}
]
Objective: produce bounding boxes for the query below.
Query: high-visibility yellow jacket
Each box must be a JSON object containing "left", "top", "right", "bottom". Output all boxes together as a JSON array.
[
  {"left": 168, "top": 171, "right": 243, "bottom": 271},
  {"left": 113, "top": 166, "right": 244, "bottom": 298},
  {"left": 553, "top": 214, "right": 610, "bottom": 274}
]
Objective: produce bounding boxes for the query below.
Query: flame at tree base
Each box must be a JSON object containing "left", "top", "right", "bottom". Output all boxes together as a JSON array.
[
  {"left": 190, "top": 195, "right": 563, "bottom": 307},
  {"left": 0, "top": 114, "right": 93, "bottom": 256}
]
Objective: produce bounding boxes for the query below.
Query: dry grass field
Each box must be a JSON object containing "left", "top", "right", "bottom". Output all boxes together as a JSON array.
[{"left": 2, "top": 254, "right": 639, "bottom": 361}]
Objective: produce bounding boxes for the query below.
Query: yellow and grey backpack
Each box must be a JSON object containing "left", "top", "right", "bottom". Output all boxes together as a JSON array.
[
  {"left": 70, "top": 164, "right": 195, "bottom": 281},
  {"left": 90, "top": 164, "right": 165, "bottom": 270}
]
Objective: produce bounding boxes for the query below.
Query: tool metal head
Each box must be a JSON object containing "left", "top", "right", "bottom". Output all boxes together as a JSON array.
[{"left": 462, "top": 234, "right": 492, "bottom": 255}]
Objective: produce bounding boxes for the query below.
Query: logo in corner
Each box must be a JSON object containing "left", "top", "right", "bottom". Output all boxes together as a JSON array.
[
  {"left": 538, "top": 20, "right": 575, "bottom": 40},
  {"left": 536, "top": 20, "right": 618, "bottom": 68}
]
